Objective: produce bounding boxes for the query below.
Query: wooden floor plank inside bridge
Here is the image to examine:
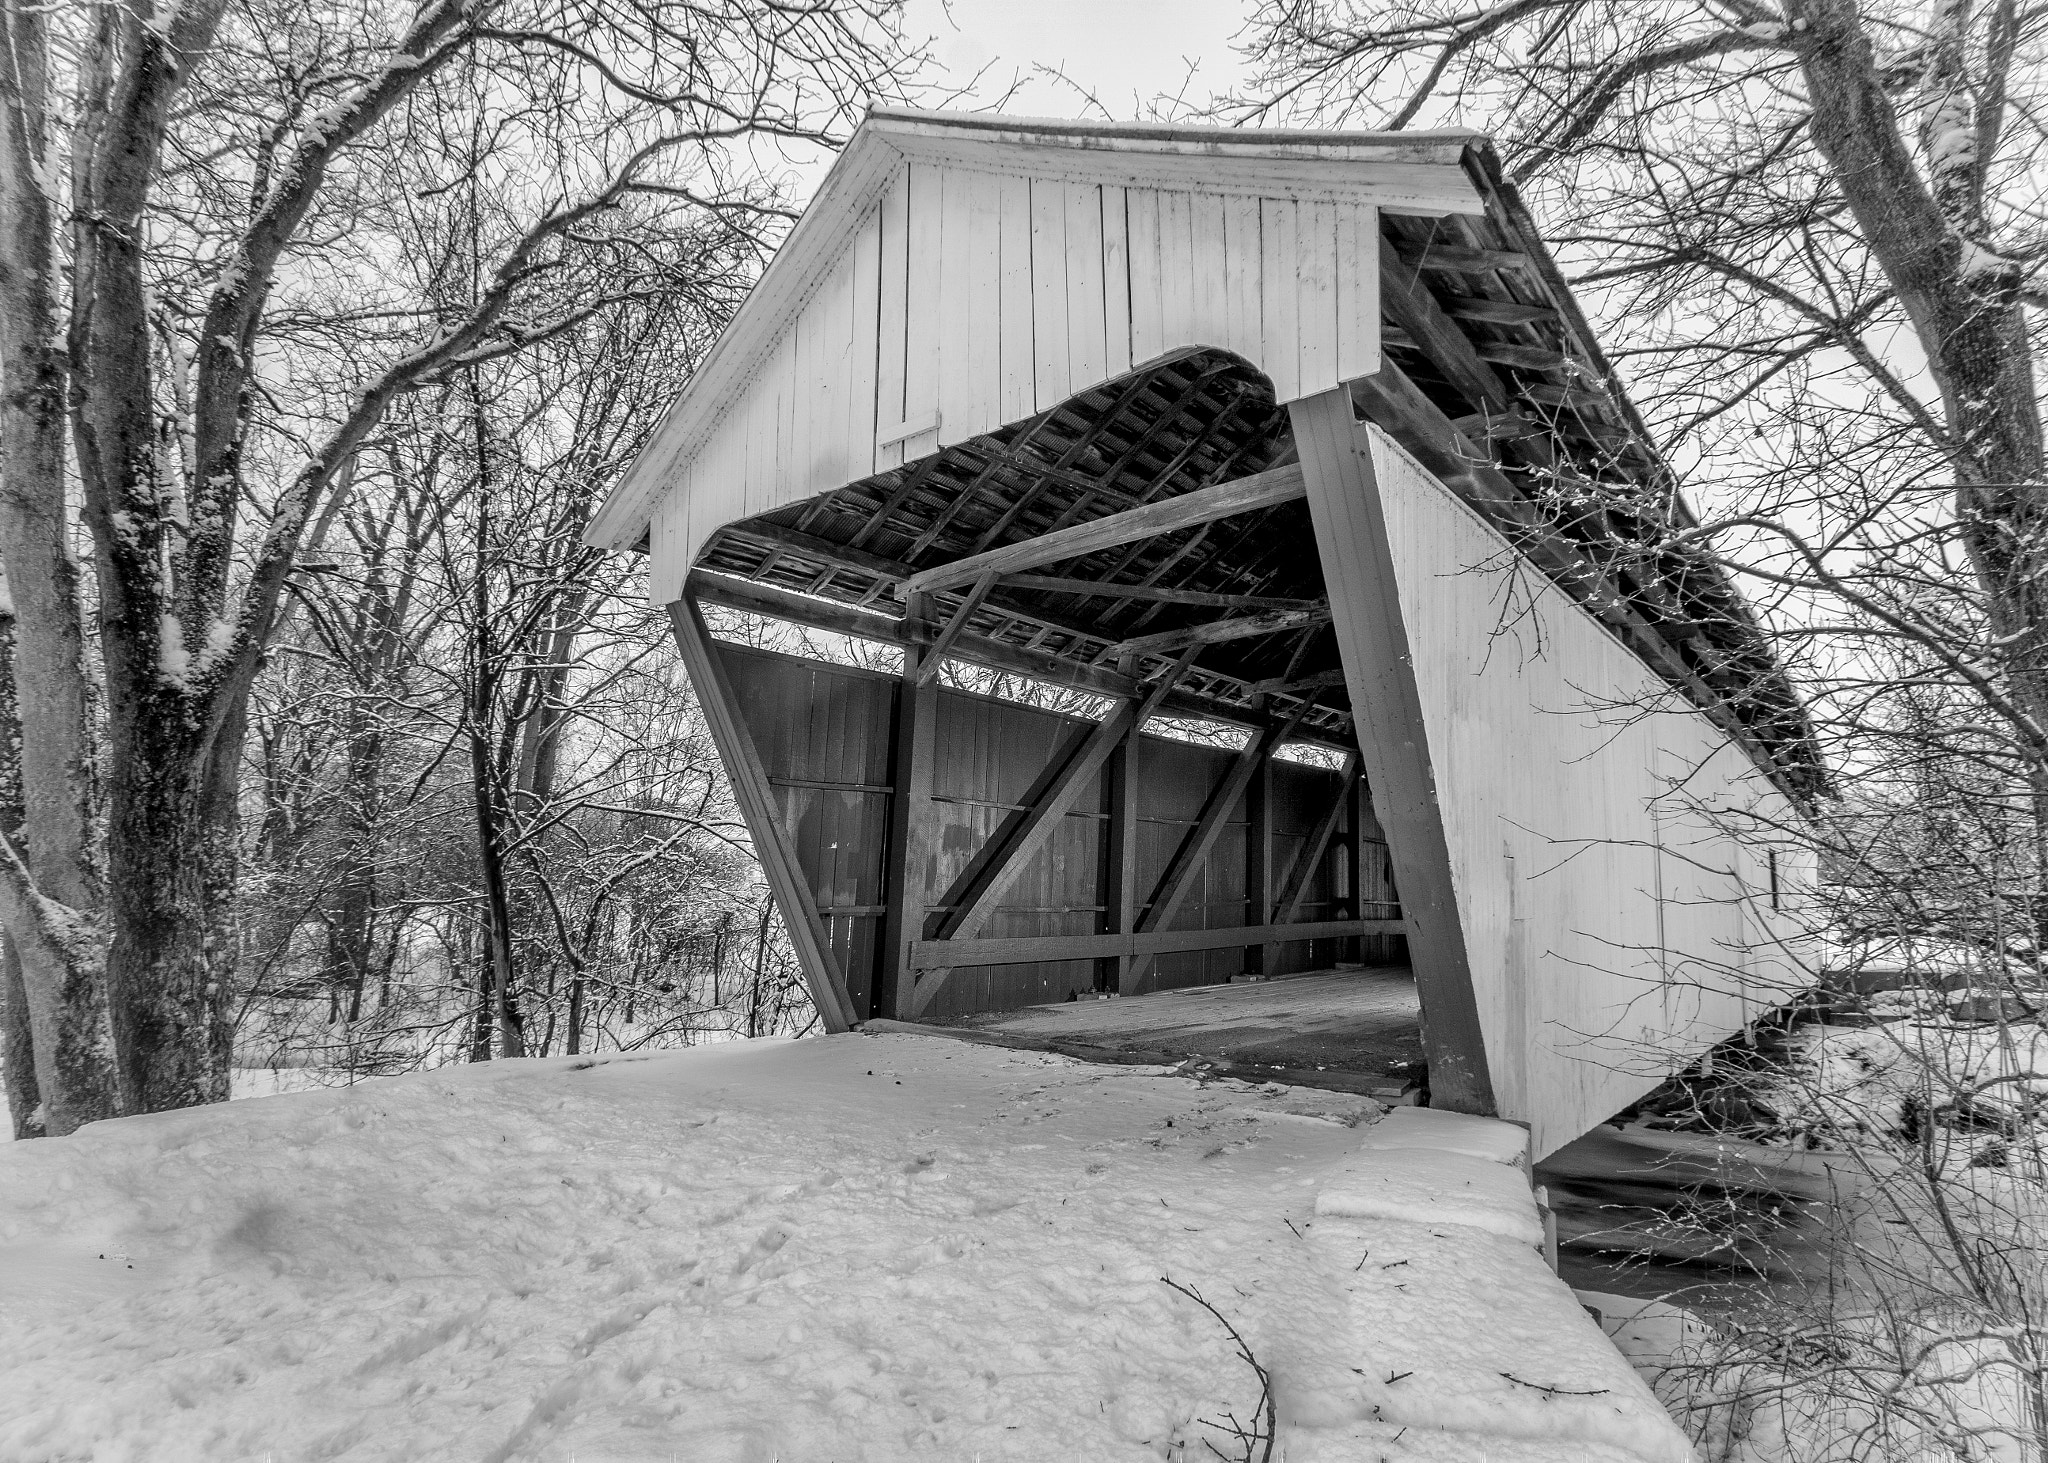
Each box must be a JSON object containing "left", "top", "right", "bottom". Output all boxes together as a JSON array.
[{"left": 915, "top": 968, "right": 1423, "bottom": 1095}]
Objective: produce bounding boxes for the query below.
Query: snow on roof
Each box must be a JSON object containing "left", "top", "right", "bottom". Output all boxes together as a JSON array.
[{"left": 0, "top": 1034, "right": 1687, "bottom": 1460}]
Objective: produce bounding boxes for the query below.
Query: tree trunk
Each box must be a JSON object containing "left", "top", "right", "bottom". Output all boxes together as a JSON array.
[
  {"left": 325, "top": 718, "right": 383, "bottom": 1028},
  {"left": 2, "top": 934, "right": 44, "bottom": 1139},
  {"left": 0, "top": 0, "right": 121, "bottom": 1137},
  {"left": 749, "top": 899, "right": 770, "bottom": 1039},
  {"left": 1793, "top": 0, "right": 2047, "bottom": 704},
  {"left": 465, "top": 916, "right": 492, "bottom": 1062},
  {"left": 100, "top": 734, "right": 240, "bottom": 1110},
  {"left": 566, "top": 963, "right": 585, "bottom": 1056}
]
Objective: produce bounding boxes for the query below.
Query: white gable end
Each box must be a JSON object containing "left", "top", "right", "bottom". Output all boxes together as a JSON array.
[{"left": 595, "top": 111, "right": 1489, "bottom": 601}]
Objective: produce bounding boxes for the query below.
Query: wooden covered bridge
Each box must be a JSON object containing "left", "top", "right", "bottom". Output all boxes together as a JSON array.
[{"left": 587, "top": 110, "right": 1822, "bottom": 1157}]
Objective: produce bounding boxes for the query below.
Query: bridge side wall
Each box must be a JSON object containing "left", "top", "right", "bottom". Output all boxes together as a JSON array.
[
  {"left": 1366, "top": 426, "right": 1813, "bottom": 1157},
  {"left": 715, "top": 642, "right": 1383, "bottom": 1021}
]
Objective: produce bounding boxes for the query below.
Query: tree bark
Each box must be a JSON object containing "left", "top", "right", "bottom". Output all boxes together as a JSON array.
[
  {"left": 1, "top": 934, "right": 40, "bottom": 1139},
  {"left": 1792, "top": 0, "right": 2047, "bottom": 943},
  {"left": 0, "top": 0, "right": 122, "bottom": 1136}
]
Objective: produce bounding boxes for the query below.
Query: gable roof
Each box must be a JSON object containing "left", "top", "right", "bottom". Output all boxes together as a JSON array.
[
  {"left": 590, "top": 108, "right": 1825, "bottom": 807},
  {"left": 586, "top": 108, "right": 1489, "bottom": 553}
]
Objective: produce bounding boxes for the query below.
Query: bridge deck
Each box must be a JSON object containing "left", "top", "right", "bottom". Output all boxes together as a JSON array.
[{"left": 908, "top": 967, "right": 1422, "bottom": 1096}]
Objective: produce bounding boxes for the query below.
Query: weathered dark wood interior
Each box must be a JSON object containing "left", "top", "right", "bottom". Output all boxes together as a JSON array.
[{"left": 702, "top": 643, "right": 1402, "bottom": 1022}]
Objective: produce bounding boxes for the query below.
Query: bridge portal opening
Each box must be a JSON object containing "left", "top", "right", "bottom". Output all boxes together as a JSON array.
[{"left": 680, "top": 347, "right": 1421, "bottom": 1090}]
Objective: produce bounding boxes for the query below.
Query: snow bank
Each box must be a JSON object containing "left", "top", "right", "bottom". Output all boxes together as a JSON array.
[
  {"left": 1317, "top": 1107, "right": 1541, "bottom": 1243},
  {"left": 0, "top": 1034, "right": 1684, "bottom": 1462},
  {"left": 1751, "top": 1015, "right": 2048, "bottom": 1148}
]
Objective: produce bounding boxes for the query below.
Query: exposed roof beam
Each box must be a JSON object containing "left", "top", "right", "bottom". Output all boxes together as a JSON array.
[
  {"left": 1473, "top": 341, "right": 1576, "bottom": 373},
  {"left": 1441, "top": 295, "right": 1559, "bottom": 326},
  {"left": 1382, "top": 245, "right": 1636, "bottom": 512},
  {"left": 731, "top": 518, "right": 912, "bottom": 583},
  {"left": 915, "top": 572, "right": 998, "bottom": 686},
  {"left": 1111, "top": 605, "right": 1331, "bottom": 659},
  {"left": 1394, "top": 243, "right": 1532, "bottom": 274},
  {"left": 998, "top": 574, "right": 1320, "bottom": 614},
  {"left": 1382, "top": 245, "right": 1515, "bottom": 420},
  {"left": 685, "top": 569, "right": 1352, "bottom": 746},
  {"left": 1248, "top": 667, "right": 1348, "bottom": 696},
  {"left": 1520, "top": 380, "right": 1614, "bottom": 414},
  {"left": 899, "top": 463, "right": 1306, "bottom": 596},
  {"left": 715, "top": 518, "right": 1264, "bottom": 668}
]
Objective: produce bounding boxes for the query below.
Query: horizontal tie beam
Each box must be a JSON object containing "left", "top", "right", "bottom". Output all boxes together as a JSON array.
[
  {"left": 899, "top": 463, "right": 1307, "bottom": 597},
  {"left": 909, "top": 918, "right": 1405, "bottom": 970}
]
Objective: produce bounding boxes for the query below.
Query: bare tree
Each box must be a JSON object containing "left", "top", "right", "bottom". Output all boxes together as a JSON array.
[
  {"left": 1222, "top": 3, "right": 2046, "bottom": 1450},
  {"left": 0, "top": 0, "right": 923, "bottom": 1135}
]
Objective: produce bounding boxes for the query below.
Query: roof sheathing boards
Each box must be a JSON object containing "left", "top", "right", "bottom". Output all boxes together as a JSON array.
[{"left": 691, "top": 348, "right": 1342, "bottom": 743}]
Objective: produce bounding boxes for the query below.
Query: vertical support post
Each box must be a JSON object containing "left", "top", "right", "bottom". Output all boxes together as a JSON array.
[
  {"left": 667, "top": 598, "right": 861, "bottom": 1033},
  {"left": 880, "top": 597, "right": 939, "bottom": 1019},
  {"left": 1246, "top": 747, "right": 1274, "bottom": 977},
  {"left": 1294, "top": 385, "right": 1495, "bottom": 1116},
  {"left": 1126, "top": 710, "right": 1302, "bottom": 991},
  {"left": 1103, "top": 728, "right": 1140, "bottom": 995},
  {"left": 1349, "top": 768, "right": 1369, "bottom": 963}
]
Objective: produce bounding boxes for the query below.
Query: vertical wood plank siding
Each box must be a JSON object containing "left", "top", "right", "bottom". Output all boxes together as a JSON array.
[
  {"left": 712, "top": 642, "right": 1380, "bottom": 1022},
  {"left": 646, "top": 164, "right": 1382, "bottom": 602},
  {"left": 1318, "top": 420, "right": 1810, "bottom": 1156}
]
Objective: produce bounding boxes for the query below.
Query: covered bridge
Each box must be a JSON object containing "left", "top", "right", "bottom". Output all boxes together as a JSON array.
[{"left": 587, "top": 109, "right": 1822, "bottom": 1157}]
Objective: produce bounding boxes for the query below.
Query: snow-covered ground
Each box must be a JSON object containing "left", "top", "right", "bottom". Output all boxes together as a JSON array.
[
  {"left": 0, "top": 1033, "right": 1684, "bottom": 1462},
  {"left": 1744, "top": 998, "right": 2048, "bottom": 1156}
]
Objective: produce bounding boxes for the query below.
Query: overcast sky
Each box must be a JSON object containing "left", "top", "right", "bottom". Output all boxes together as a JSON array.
[{"left": 899, "top": 0, "right": 1252, "bottom": 118}]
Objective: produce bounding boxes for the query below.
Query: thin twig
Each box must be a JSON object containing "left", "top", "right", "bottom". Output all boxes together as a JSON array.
[
  {"left": 1160, "top": 1277, "right": 1277, "bottom": 1463},
  {"left": 1499, "top": 1371, "right": 1611, "bottom": 1397}
]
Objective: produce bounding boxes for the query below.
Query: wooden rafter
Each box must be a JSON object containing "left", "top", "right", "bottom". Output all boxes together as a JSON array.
[
  {"left": 686, "top": 568, "right": 1352, "bottom": 747},
  {"left": 1442, "top": 295, "right": 1559, "bottom": 326},
  {"left": 1248, "top": 668, "right": 1347, "bottom": 696},
  {"left": 962, "top": 366, "right": 1238, "bottom": 557},
  {"left": 1111, "top": 604, "right": 1331, "bottom": 660},
  {"left": 996, "top": 574, "right": 1318, "bottom": 613},
  {"left": 1394, "top": 243, "right": 1532, "bottom": 274},
  {"left": 900, "top": 464, "right": 1307, "bottom": 596},
  {"left": 1346, "top": 363, "right": 1810, "bottom": 791},
  {"left": 916, "top": 571, "right": 998, "bottom": 685}
]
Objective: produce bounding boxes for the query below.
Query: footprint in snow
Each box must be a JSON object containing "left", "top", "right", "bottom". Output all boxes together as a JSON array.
[
  {"left": 733, "top": 1224, "right": 793, "bottom": 1274},
  {"left": 577, "top": 1300, "right": 659, "bottom": 1356}
]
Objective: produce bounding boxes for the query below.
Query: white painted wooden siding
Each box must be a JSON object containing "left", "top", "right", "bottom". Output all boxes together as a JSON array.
[
  {"left": 647, "top": 160, "right": 1382, "bottom": 602},
  {"left": 1366, "top": 428, "right": 1813, "bottom": 1159}
]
